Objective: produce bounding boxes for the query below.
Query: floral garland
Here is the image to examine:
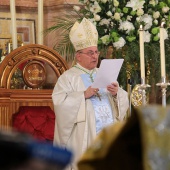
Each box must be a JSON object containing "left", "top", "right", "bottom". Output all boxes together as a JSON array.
[{"left": 74, "top": 0, "right": 170, "bottom": 49}]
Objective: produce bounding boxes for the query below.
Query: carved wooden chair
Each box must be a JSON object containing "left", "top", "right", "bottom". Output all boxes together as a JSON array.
[{"left": 0, "top": 44, "right": 69, "bottom": 141}]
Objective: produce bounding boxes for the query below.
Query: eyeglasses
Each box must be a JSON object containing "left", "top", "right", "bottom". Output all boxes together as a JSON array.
[{"left": 79, "top": 51, "right": 100, "bottom": 57}]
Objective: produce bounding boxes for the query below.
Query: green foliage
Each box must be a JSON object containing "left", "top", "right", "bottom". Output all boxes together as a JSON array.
[
  {"left": 78, "top": 0, "right": 170, "bottom": 50},
  {"left": 44, "top": 14, "right": 79, "bottom": 61}
]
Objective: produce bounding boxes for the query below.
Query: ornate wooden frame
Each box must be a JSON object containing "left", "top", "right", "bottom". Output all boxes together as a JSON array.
[{"left": 0, "top": 44, "right": 69, "bottom": 130}]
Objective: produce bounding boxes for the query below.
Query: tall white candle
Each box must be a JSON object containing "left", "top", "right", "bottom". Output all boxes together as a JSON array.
[
  {"left": 160, "top": 22, "right": 166, "bottom": 78},
  {"left": 139, "top": 25, "right": 145, "bottom": 78},
  {"left": 38, "top": 0, "right": 44, "bottom": 44},
  {"left": 8, "top": 42, "right": 11, "bottom": 54},
  {"left": 10, "top": 0, "right": 17, "bottom": 50}
]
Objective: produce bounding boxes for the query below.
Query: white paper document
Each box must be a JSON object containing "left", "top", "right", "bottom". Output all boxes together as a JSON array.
[{"left": 92, "top": 59, "right": 124, "bottom": 88}]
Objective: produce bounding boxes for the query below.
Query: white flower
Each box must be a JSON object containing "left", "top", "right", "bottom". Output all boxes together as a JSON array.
[
  {"left": 90, "top": 2, "right": 101, "bottom": 14},
  {"left": 106, "top": 11, "right": 112, "bottom": 17},
  {"left": 113, "top": 37, "right": 126, "bottom": 49},
  {"left": 162, "top": 7, "right": 169, "bottom": 13},
  {"left": 137, "top": 9, "right": 144, "bottom": 16},
  {"left": 113, "top": 12, "right": 121, "bottom": 20},
  {"left": 140, "top": 14, "right": 153, "bottom": 30},
  {"left": 119, "top": 21, "right": 135, "bottom": 34},
  {"left": 78, "top": 0, "right": 170, "bottom": 48},
  {"left": 149, "top": 0, "right": 157, "bottom": 6},
  {"left": 100, "top": 35, "right": 110, "bottom": 45},
  {"left": 127, "top": 15, "right": 132, "bottom": 21},
  {"left": 110, "top": 22, "right": 114, "bottom": 27},
  {"left": 101, "top": 0, "right": 107, "bottom": 3},
  {"left": 113, "top": 0, "right": 119, "bottom": 7},
  {"left": 144, "top": 31, "right": 151, "bottom": 42},
  {"left": 73, "top": 5, "right": 80, "bottom": 12},
  {"left": 88, "top": 18, "right": 96, "bottom": 25},
  {"left": 136, "top": 17, "right": 140, "bottom": 22},
  {"left": 99, "top": 18, "right": 110, "bottom": 26},
  {"left": 126, "top": 0, "right": 145, "bottom": 11},
  {"left": 94, "top": 14, "right": 101, "bottom": 21},
  {"left": 153, "top": 11, "right": 160, "bottom": 19},
  {"left": 154, "top": 19, "right": 158, "bottom": 25}
]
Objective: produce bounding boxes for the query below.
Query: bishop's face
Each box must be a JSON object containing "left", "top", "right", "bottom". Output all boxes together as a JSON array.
[{"left": 76, "top": 46, "right": 99, "bottom": 70}]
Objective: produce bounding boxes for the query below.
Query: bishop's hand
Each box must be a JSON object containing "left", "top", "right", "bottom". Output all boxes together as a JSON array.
[
  {"left": 107, "top": 82, "right": 118, "bottom": 97},
  {"left": 84, "top": 86, "right": 99, "bottom": 99}
]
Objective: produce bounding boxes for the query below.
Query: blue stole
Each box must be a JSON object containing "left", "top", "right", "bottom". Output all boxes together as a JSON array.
[{"left": 81, "top": 73, "right": 114, "bottom": 134}]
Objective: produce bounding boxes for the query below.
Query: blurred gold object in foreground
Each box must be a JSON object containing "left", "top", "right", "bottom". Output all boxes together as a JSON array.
[{"left": 131, "top": 84, "right": 149, "bottom": 107}]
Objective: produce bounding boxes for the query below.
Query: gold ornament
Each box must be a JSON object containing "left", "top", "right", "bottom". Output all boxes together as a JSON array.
[{"left": 131, "top": 84, "right": 149, "bottom": 107}]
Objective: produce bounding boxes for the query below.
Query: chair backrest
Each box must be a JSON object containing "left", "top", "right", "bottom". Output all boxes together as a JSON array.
[{"left": 0, "top": 44, "right": 69, "bottom": 89}]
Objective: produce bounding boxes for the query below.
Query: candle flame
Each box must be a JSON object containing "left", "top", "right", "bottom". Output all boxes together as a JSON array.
[{"left": 139, "top": 25, "right": 143, "bottom": 31}]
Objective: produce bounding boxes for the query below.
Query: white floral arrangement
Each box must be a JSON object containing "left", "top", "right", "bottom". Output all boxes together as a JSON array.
[{"left": 74, "top": 0, "right": 170, "bottom": 49}]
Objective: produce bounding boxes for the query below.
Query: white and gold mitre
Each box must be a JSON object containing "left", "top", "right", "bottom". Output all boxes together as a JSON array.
[{"left": 69, "top": 18, "right": 98, "bottom": 51}]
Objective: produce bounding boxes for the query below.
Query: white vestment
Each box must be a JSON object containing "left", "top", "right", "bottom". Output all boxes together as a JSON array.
[{"left": 52, "top": 65, "right": 129, "bottom": 170}]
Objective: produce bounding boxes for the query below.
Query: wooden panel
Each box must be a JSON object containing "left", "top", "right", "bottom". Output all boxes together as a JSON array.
[
  {"left": 0, "top": 0, "right": 79, "bottom": 7},
  {"left": 10, "top": 100, "right": 54, "bottom": 113},
  {"left": 0, "top": 105, "right": 10, "bottom": 130},
  {"left": 0, "top": 89, "right": 54, "bottom": 130}
]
